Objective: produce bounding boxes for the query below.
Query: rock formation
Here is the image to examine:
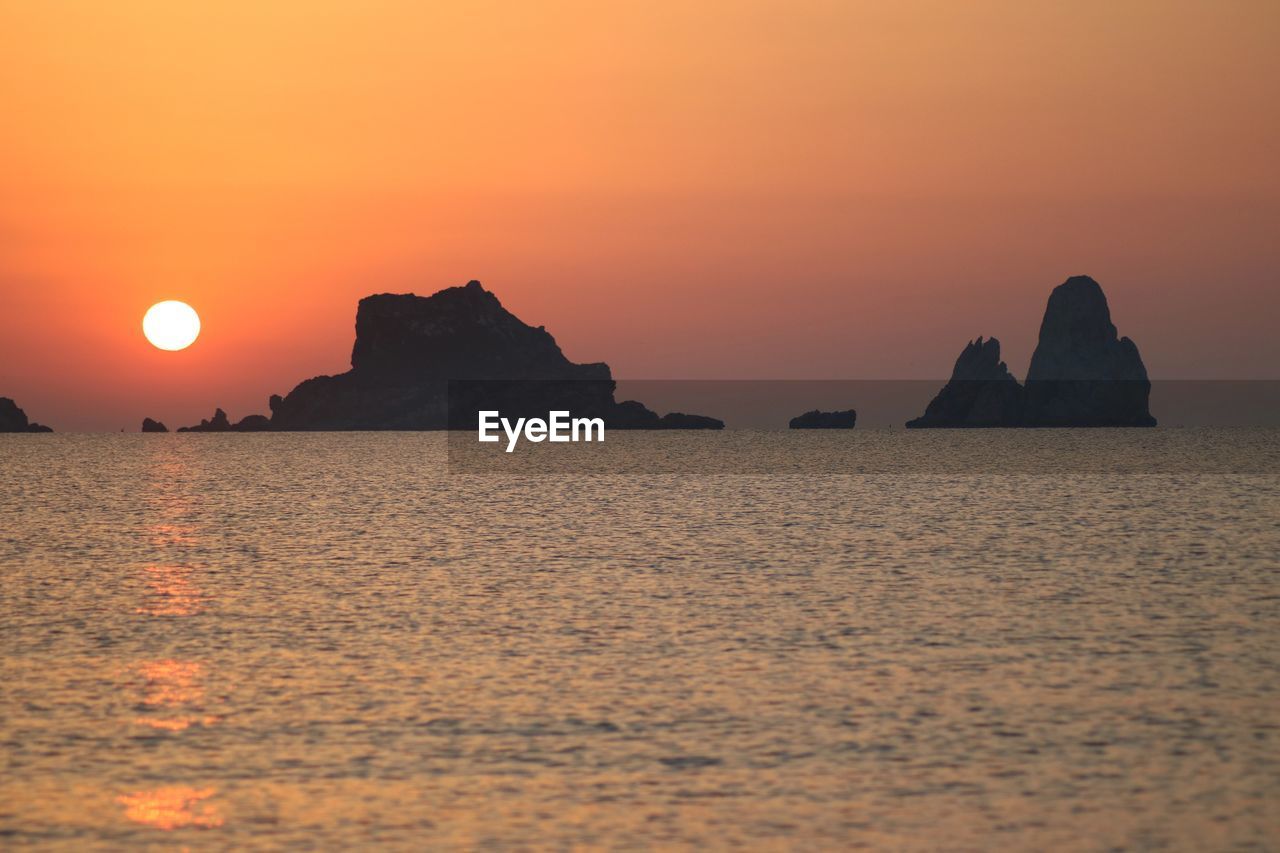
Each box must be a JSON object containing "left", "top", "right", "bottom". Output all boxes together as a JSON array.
[
  {"left": 266, "top": 280, "right": 721, "bottom": 430},
  {"left": 789, "top": 409, "right": 857, "bottom": 429},
  {"left": 177, "top": 409, "right": 272, "bottom": 432},
  {"left": 1023, "top": 276, "right": 1155, "bottom": 426},
  {"left": 906, "top": 338, "right": 1024, "bottom": 428},
  {"left": 607, "top": 400, "right": 663, "bottom": 429},
  {"left": 232, "top": 414, "right": 272, "bottom": 432},
  {"left": 177, "top": 408, "right": 231, "bottom": 432},
  {"left": 907, "top": 276, "right": 1155, "bottom": 428},
  {"left": 141, "top": 418, "right": 168, "bottom": 433},
  {"left": 0, "top": 398, "right": 52, "bottom": 432},
  {"left": 658, "top": 412, "right": 725, "bottom": 430}
]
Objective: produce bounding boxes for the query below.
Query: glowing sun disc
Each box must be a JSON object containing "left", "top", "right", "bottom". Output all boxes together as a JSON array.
[{"left": 143, "top": 301, "right": 201, "bottom": 351}]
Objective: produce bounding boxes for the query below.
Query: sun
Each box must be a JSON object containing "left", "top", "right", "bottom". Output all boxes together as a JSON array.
[{"left": 143, "top": 301, "right": 201, "bottom": 351}]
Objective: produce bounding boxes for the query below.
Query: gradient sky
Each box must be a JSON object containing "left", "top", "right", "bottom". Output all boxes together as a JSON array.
[{"left": 1, "top": 0, "right": 1277, "bottom": 431}]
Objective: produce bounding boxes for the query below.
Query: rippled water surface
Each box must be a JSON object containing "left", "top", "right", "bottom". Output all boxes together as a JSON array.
[{"left": 2, "top": 432, "right": 1278, "bottom": 849}]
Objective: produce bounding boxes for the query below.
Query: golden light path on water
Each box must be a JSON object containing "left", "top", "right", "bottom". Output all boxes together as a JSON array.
[
  {"left": 116, "top": 787, "right": 224, "bottom": 831},
  {"left": 117, "top": 448, "right": 223, "bottom": 832}
]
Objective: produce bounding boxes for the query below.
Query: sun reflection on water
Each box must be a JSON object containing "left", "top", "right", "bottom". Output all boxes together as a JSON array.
[
  {"left": 130, "top": 659, "right": 220, "bottom": 732},
  {"left": 139, "top": 659, "right": 203, "bottom": 706},
  {"left": 136, "top": 565, "right": 206, "bottom": 616},
  {"left": 146, "top": 522, "right": 199, "bottom": 547},
  {"left": 117, "top": 786, "right": 224, "bottom": 830},
  {"left": 119, "top": 449, "right": 227, "bottom": 831}
]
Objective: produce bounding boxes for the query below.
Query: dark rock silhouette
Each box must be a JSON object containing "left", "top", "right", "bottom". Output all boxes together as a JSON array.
[
  {"left": 556, "top": 400, "right": 727, "bottom": 429},
  {"left": 177, "top": 409, "right": 272, "bottom": 432},
  {"left": 141, "top": 418, "right": 168, "bottom": 433},
  {"left": 267, "top": 280, "right": 721, "bottom": 430},
  {"left": 0, "top": 398, "right": 52, "bottom": 432},
  {"left": 177, "top": 408, "right": 231, "bottom": 432},
  {"left": 1024, "top": 276, "right": 1155, "bottom": 426},
  {"left": 907, "top": 277, "right": 1155, "bottom": 428},
  {"left": 659, "top": 412, "right": 725, "bottom": 430},
  {"left": 232, "top": 414, "right": 272, "bottom": 432},
  {"left": 790, "top": 409, "right": 857, "bottom": 429},
  {"left": 906, "top": 337, "right": 1024, "bottom": 428},
  {"left": 607, "top": 399, "right": 663, "bottom": 429}
]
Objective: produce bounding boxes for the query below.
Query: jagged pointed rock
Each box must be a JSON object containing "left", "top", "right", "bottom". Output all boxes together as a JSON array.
[
  {"left": 1024, "top": 276, "right": 1155, "bottom": 427},
  {"left": 176, "top": 408, "right": 272, "bottom": 432},
  {"left": 906, "top": 337, "right": 1024, "bottom": 428},
  {"left": 177, "top": 408, "right": 231, "bottom": 432},
  {"left": 907, "top": 276, "right": 1157, "bottom": 428},
  {"left": 141, "top": 418, "right": 168, "bottom": 433}
]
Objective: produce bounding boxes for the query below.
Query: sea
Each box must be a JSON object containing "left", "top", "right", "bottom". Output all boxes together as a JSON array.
[{"left": 1, "top": 430, "right": 1277, "bottom": 850}]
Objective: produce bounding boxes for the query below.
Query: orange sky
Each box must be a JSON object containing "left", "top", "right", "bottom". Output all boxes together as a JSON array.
[{"left": 1, "top": 0, "right": 1277, "bottom": 430}]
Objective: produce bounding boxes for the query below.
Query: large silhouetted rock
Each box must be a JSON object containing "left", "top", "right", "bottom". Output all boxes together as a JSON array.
[
  {"left": 0, "top": 398, "right": 52, "bottom": 432},
  {"left": 141, "top": 418, "right": 168, "bottom": 433},
  {"left": 906, "top": 337, "right": 1025, "bottom": 428},
  {"left": 267, "top": 280, "right": 721, "bottom": 430},
  {"left": 906, "top": 276, "right": 1156, "bottom": 428},
  {"left": 790, "top": 409, "right": 857, "bottom": 429},
  {"left": 1024, "top": 276, "right": 1155, "bottom": 427}
]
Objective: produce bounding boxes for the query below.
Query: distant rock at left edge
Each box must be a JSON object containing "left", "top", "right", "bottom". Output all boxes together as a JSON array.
[{"left": 0, "top": 397, "right": 53, "bottom": 432}]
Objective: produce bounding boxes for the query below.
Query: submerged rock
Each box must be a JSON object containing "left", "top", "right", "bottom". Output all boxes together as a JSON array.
[
  {"left": 1023, "top": 276, "right": 1155, "bottom": 427},
  {"left": 267, "top": 280, "right": 721, "bottom": 430},
  {"left": 141, "top": 418, "right": 168, "bottom": 433},
  {"left": 789, "top": 409, "right": 857, "bottom": 429},
  {"left": 906, "top": 337, "right": 1024, "bottom": 428},
  {"left": 0, "top": 397, "right": 52, "bottom": 432}
]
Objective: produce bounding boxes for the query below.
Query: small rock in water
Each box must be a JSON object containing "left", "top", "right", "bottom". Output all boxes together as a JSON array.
[{"left": 789, "top": 409, "right": 857, "bottom": 429}]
